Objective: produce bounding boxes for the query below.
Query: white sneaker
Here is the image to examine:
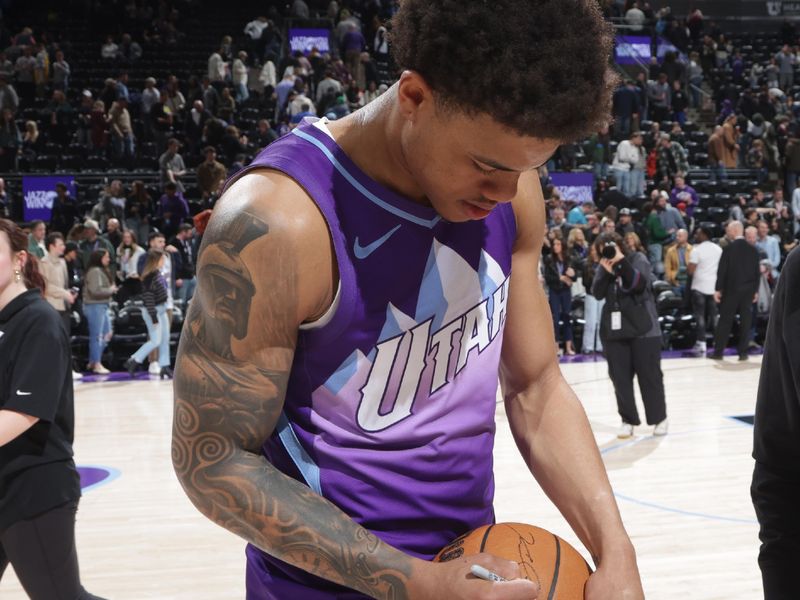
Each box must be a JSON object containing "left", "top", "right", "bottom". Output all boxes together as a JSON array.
[
  {"left": 148, "top": 361, "right": 160, "bottom": 375},
  {"left": 617, "top": 422, "right": 634, "bottom": 439},
  {"left": 653, "top": 419, "right": 669, "bottom": 436},
  {"left": 92, "top": 364, "right": 110, "bottom": 375},
  {"left": 72, "top": 370, "right": 83, "bottom": 380}
]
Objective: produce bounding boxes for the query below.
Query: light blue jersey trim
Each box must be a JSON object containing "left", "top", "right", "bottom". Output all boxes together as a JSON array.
[
  {"left": 292, "top": 128, "right": 442, "bottom": 229},
  {"left": 276, "top": 412, "right": 322, "bottom": 494}
]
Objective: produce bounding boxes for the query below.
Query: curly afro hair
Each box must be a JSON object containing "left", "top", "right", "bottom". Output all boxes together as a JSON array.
[{"left": 391, "top": 0, "right": 617, "bottom": 142}]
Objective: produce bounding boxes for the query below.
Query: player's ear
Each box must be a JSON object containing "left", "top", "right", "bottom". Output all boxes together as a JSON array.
[{"left": 396, "top": 70, "right": 435, "bottom": 123}]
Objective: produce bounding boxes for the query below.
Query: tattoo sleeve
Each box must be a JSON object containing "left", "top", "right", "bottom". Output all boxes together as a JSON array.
[{"left": 172, "top": 202, "right": 414, "bottom": 599}]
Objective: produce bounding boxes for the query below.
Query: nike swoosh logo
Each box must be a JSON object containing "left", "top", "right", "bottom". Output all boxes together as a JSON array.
[
  {"left": 16, "top": 390, "right": 32, "bottom": 396},
  {"left": 353, "top": 225, "right": 401, "bottom": 259}
]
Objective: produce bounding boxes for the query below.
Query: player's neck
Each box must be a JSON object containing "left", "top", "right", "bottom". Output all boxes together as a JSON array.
[{"left": 328, "top": 85, "right": 428, "bottom": 205}]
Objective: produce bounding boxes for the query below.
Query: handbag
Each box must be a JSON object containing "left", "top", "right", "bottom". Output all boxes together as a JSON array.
[{"left": 600, "top": 281, "right": 653, "bottom": 341}]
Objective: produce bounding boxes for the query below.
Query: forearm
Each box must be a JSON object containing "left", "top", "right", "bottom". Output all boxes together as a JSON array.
[
  {"left": 504, "top": 368, "right": 634, "bottom": 565},
  {"left": 173, "top": 352, "right": 419, "bottom": 599}
]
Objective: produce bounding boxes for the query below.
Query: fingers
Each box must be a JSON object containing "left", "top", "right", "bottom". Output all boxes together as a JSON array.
[
  {"left": 468, "top": 554, "right": 540, "bottom": 599},
  {"left": 471, "top": 553, "right": 521, "bottom": 581}
]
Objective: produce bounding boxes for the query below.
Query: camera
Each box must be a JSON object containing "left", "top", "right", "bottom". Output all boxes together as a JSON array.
[{"left": 601, "top": 241, "right": 618, "bottom": 260}]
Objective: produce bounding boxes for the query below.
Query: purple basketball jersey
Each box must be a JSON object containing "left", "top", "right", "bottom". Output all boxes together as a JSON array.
[{"left": 233, "top": 120, "right": 517, "bottom": 598}]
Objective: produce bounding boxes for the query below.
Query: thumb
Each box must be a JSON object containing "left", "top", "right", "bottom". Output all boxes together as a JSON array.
[{"left": 472, "top": 553, "right": 523, "bottom": 581}]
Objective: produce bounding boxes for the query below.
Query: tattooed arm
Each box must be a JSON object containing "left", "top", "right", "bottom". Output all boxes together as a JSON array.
[
  {"left": 171, "top": 171, "right": 411, "bottom": 598},
  {"left": 173, "top": 172, "right": 538, "bottom": 600}
]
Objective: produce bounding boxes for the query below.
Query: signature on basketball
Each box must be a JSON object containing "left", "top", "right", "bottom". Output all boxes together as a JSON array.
[{"left": 507, "top": 524, "right": 543, "bottom": 588}]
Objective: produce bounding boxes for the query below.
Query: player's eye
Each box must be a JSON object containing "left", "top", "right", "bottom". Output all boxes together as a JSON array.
[{"left": 473, "top": 161, "right": 496, "bottom": 176}]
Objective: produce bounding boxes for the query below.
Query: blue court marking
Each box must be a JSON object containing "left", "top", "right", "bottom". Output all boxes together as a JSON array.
[
  {"left": 292, "top": 128, "right": 442, "bottom": 229},
  {"left": 78, "top": 465, "right": 121, "bottom": 493},
  {"left": 613, "top": 493, "right": 758, "bottom": 525},
  {"left": 602, "top": 425, "right": 758, "bottom": 525}
]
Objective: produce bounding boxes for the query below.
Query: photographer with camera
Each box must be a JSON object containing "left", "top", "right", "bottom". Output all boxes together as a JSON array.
[{"left": 591, "top": 232, "right": 667, "bottom": 439}]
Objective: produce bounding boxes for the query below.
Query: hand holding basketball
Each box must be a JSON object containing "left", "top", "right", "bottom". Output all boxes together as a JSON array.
[
  {"left": 583, "top": 546, "right": 644, "bottom": 600},
  {"left": 416, "top": 554, "right": 540, "bottom": 599},
  {"left": 434, "top": 523, "right": 591, "bottom": 599}
]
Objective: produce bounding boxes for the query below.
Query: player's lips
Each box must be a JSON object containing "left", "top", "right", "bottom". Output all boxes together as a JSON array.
[
  {"left": 470, "top": 200, "right": 497, "bottom": 211},
  {"left": 462, "top": 200, "right": 497, "bottom": 219}
]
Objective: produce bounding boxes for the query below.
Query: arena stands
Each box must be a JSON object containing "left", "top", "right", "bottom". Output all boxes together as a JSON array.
[{"left": 0, "top": 0, "right": 795, "bottom": 370}]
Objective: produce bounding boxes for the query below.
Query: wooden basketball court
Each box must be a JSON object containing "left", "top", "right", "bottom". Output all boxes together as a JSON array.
[{"left": 1, "top": 355, "right": 762, "bottom": 599}]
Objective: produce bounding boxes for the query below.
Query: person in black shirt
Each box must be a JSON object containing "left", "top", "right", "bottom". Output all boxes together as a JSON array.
[
  {"left": 591, "top": 232, "right": 667, "bottom": 438},
  {"left": 49, "top": 183, "right": 80, "bottom": 236},
  {"left": 711, "top": 222, "right": 761, "bottom": 360},
  {"left": 0, "top": 219, "right": 106, "bottom": 599},
  {"left": 169, "top": 223, "right": 196, "bottom": 306},
  {"left": 751, "top": 247, "right": 800, "bottom": 599}
]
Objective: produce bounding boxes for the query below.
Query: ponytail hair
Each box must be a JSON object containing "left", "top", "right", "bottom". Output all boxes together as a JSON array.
[
  {"left": 22, "top": 253, "right": 46, "bottom": 294},
  {"left": 0, "top": 218, "right": 46, "bottom": 295}
]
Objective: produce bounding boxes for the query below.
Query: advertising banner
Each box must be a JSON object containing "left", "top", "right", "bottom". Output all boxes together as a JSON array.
[
  {"left": 288, "top": 28, "right": 331, "bottom": 55},
  {"left": 766, "top": 1, "right": 800, "bottom": 16},
  {"left": 550, "top": 172, "right": 594, "bottom": 204},
  {"left": 22, "top": 176, "right": 76, "bottom": 222},
  {"left": 614, "top": 35, "right": 652, "bottom": 65}
]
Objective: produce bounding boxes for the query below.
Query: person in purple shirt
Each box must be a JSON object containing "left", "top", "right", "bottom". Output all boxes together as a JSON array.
[
  {"left": 158, "top": 182, "right": 189, "bottom": 238},
  {"left": 172, "top": 1, "right": 645, "bottom": 599},
  {"left": 342, "top": 23, "right": 366, "bottom": 87},
  {"left": 670, "top": 175, "right": 699, "bottom": 216}
]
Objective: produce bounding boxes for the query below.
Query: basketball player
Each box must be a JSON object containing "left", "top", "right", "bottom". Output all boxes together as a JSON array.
[{"left": 173, "top": 2, "right": 645, "bottom": 598}]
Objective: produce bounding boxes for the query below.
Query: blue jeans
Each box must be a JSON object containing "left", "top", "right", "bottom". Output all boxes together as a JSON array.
[
  {"left": 125, "top": 217, "right": 150, "bottom": 248},
  {"left": 112, "top": 133, "right": 135, "bottom": 160},
  {"left": 672, "top": 111, "right": 686, "bottom": 127},
  {"left": 785, "top": 170, "right": 800, "bottom": 199},
  {"left": 593, "top": 162, "right": 609, "bottom": 182},
  {"left": 615, "top": 115, "right": 632, "bottom": 139},
  {"left": 583, "top": 295, "right": 605, "bottom": 352},
  {"left": 235, "top": 82, "right": 249, "bottom": 102},
  {"left": 177, "top": 277, "right": 196, "bottom": 306},
  {"left": 549, "top": 287, "right": 574, "bottom": 343},
  {"left": 83, "top": 303, "right": 111, "bottom": 364},
  {"left": 711, "top": 163, "right": 728, "bottom": 182},
  {"left": 689, "top": 77, "right": 704, "bottom": 108},
  {"left": 648, "top": 243, "right": 664, "bottom": 276},
  {"left": 629, "top": 168, "right": 645, "bottom": 197},
  {"left": 131, "top": 305, "right": 170, "bottom": 366},
  {"left": 613, "top": 168, "right": 630, "bottom": 194}
]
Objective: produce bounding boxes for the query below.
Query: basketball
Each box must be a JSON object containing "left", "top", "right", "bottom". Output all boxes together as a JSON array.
[{"left": 434, "top": 523, "right": 592, "bottom": 598}]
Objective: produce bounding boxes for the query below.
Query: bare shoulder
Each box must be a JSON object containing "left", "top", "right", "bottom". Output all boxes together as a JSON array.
[
  {"left": 510, "top": 170, "right": 546, "bottom": 255},
  {"left": 204, "top": 169, "right": 337, "bottom": 325}
]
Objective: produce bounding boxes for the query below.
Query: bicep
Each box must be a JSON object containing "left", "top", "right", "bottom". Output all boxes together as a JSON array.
[
  {"left": 174, "top": 214, "right": 299, "bottom": 458},
  {"left": 500, "top": 245, "right": 560, "bottom": 397},
  {"left": 173, "top": 171, "right": 333, "bottom": 474},
  {"left": 499, "top": 174, "right": 561, "bottom": 397}
]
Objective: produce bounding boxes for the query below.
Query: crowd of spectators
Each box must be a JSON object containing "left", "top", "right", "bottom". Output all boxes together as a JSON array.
[
  {"left": 0, "top": 0, "right": 395, "bottom": 216},
  {"left": 0, "top": 0, "right": 397, "bottom": 371},
  {"left": 2, "top": 0, "right": 798, "bottom": 367},
  {"left": 541, "top": 3, "right": 800, "bottom": 359}
]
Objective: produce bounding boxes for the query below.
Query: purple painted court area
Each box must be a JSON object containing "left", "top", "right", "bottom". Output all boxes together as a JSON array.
[
  {"left": 78, "top": 466, "right": 118, "bottom": 491},
  {"left": 77, "top": 371, "right": 166, "bottom": 384}
]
